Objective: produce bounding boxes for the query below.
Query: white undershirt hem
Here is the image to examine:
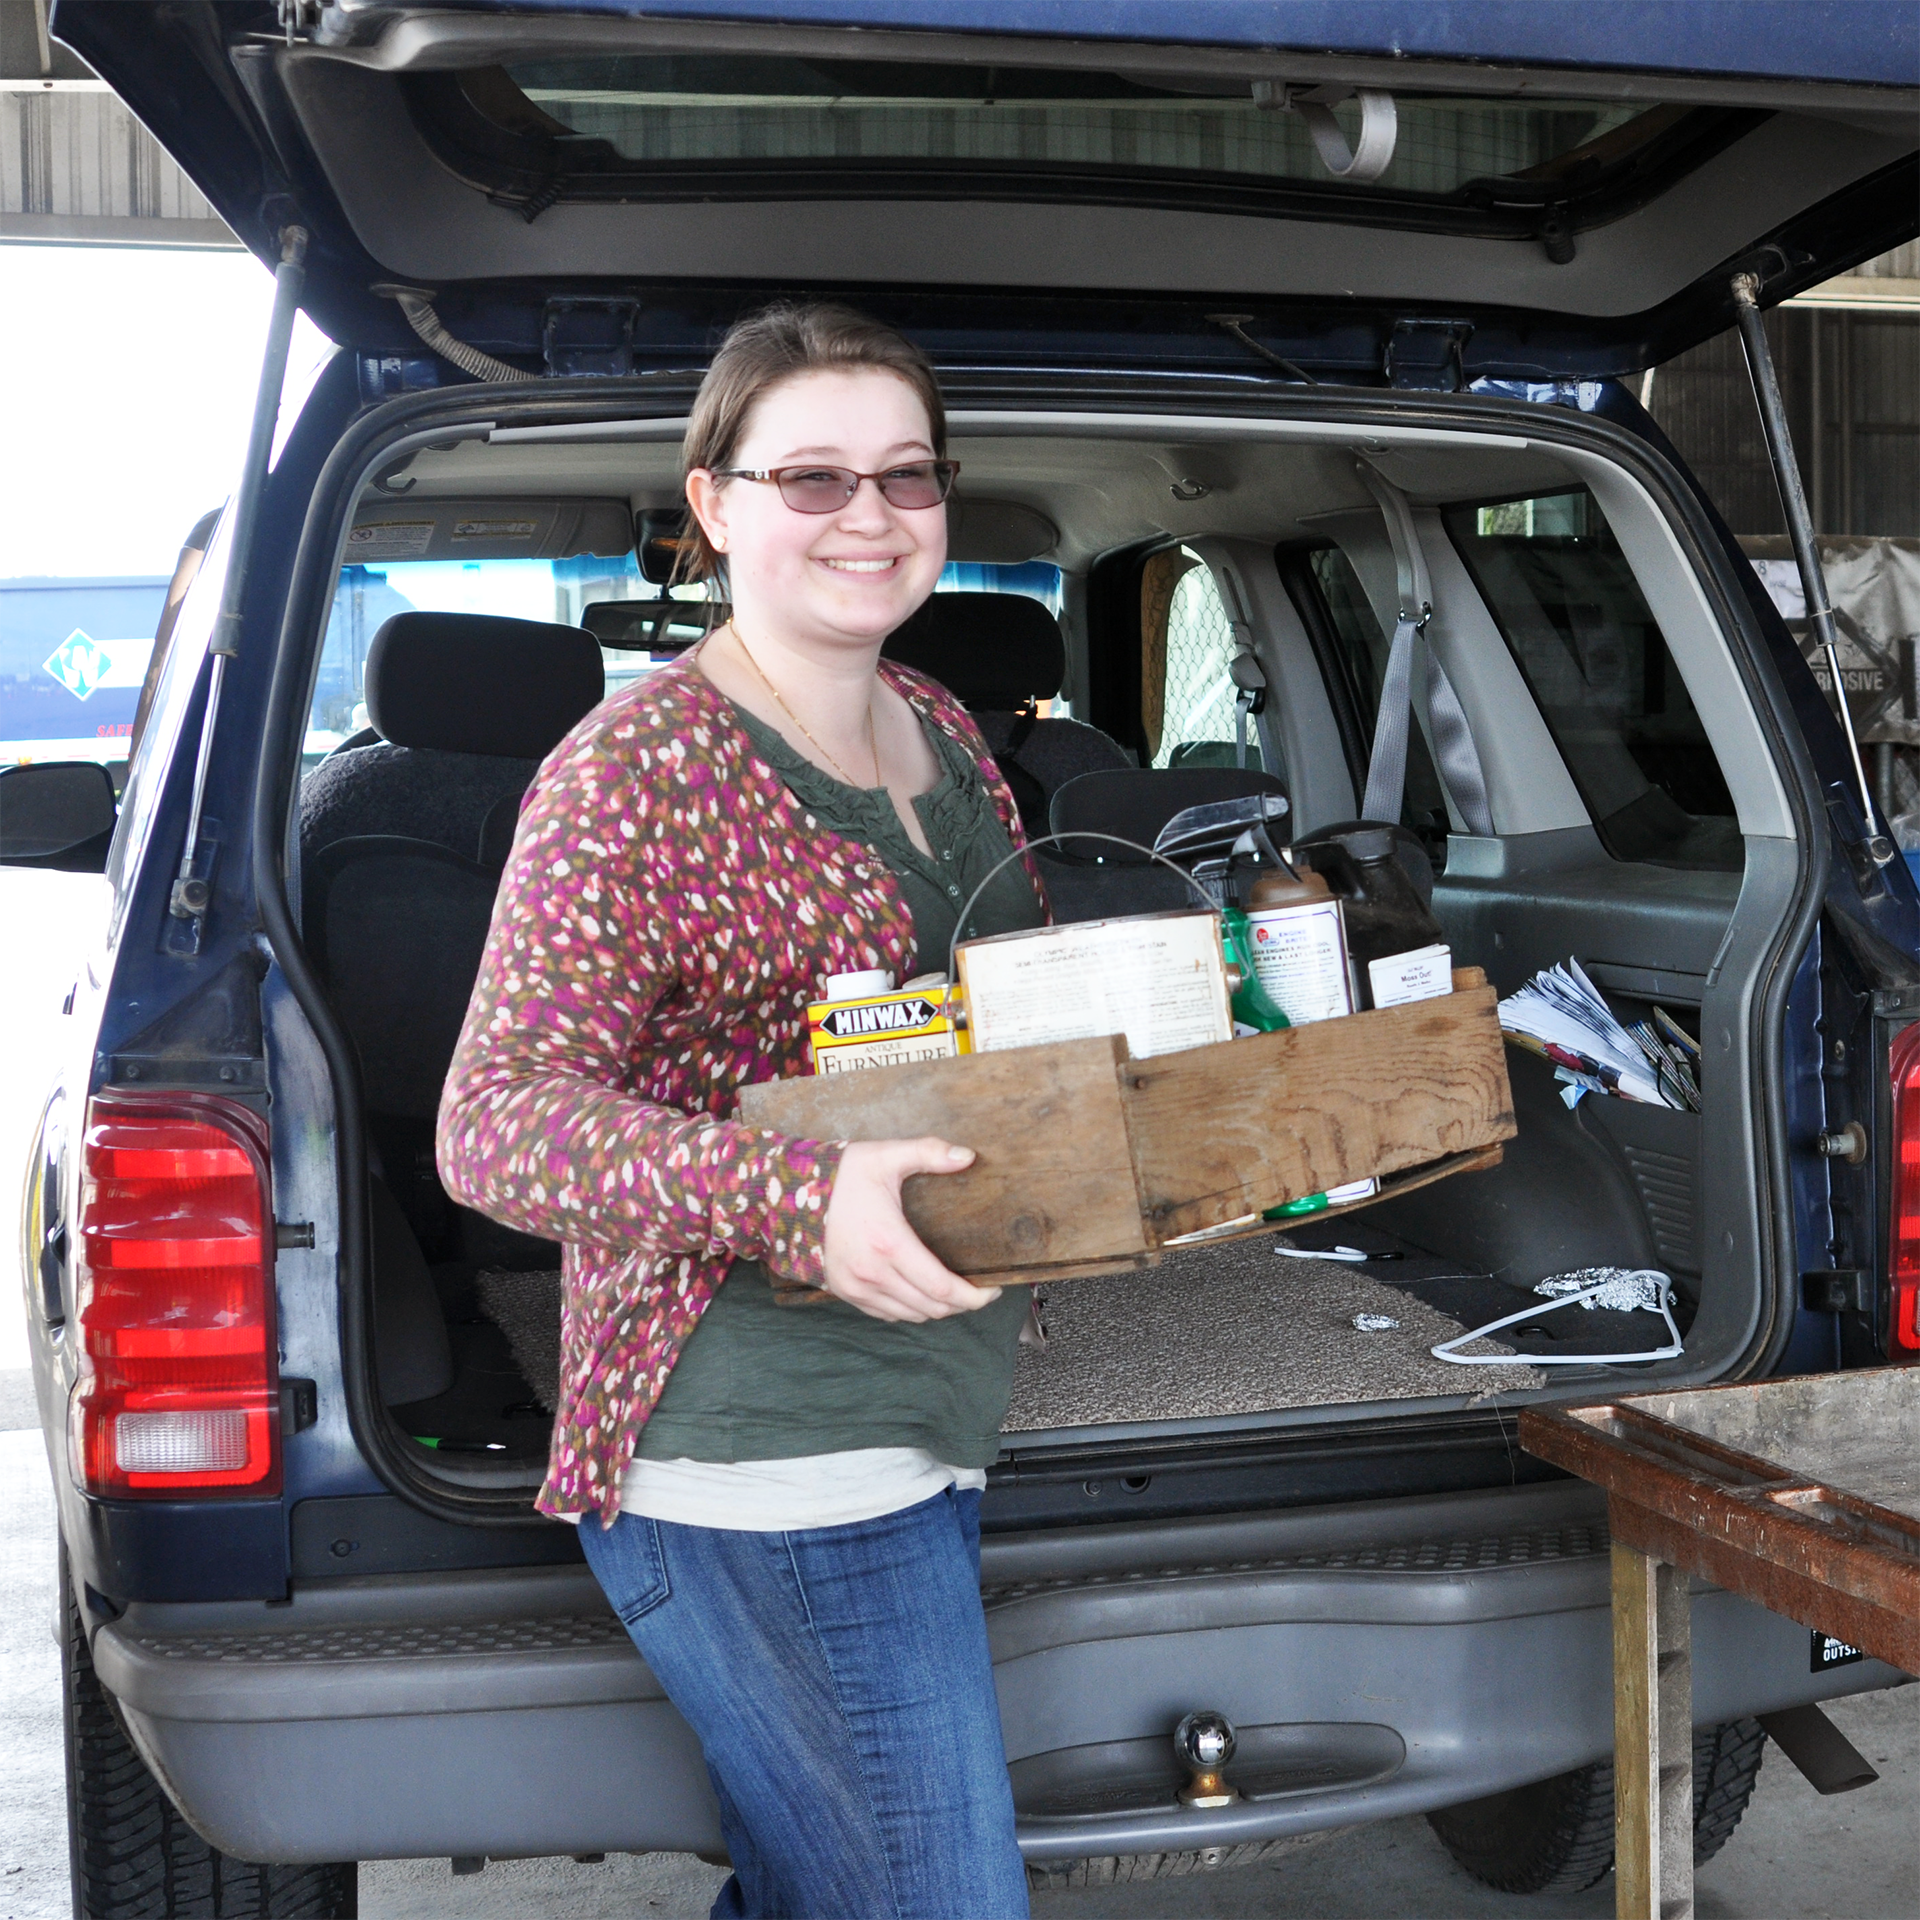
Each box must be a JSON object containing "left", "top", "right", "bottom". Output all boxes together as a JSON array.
[{"left": 619, "top": 1447, "right": 988, "bottom": 1532}]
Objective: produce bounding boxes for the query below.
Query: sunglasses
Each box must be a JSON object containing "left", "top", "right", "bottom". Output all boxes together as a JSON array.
[{"left": 713, "top": 460, "right": 959, "bottom": 513}]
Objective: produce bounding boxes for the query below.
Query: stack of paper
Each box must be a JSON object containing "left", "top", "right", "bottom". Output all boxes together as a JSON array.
[
  {"left": 1498, "top": 959, "right": 1700, "bottom": 1110},
  {"left": 1631, "top": 1008, "right": 1702, "bottom": 1112}
]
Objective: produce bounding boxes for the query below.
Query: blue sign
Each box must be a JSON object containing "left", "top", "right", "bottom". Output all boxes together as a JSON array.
[
  {"left": 44, "top": 628, "right": 110, "bottom": 701},
  {"left": 2, "top": 576, "right": 169, "bottom": 751}
]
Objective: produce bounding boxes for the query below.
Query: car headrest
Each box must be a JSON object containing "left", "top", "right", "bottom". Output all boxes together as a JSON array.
[
  {"left": 365, "top": 612, "right": 605, "bottom": 760},
  {"left": 882, "top": 592, "right": 1065, "bottom": 708},
  {"left": 1049, "top": 767, "right": 1288, "bottom": 864}
]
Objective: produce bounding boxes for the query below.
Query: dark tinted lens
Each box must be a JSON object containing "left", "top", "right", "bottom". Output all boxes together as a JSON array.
[
  {"left": 774, "top": 467, "right": 858, "bottom": 511},
  {"left": 875, "top": 462, "right": 954, "bottom": 508}
]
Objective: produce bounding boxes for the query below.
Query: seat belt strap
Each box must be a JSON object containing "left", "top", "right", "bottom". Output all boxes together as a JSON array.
[
  {"left": 1424, "top": 651, "right": 1495, "bottom": 837},
  {"left": 1355, "top": 463, "right": 1494, "bottom": 836},
  {"left": 1360, "top": 609, "right": 1420, "bottom": 824}
]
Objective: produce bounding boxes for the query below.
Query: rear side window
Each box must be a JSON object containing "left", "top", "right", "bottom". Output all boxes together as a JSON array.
[
  {"left": 1443, "top": 489, "right": 1742, "bottom": 871},
  {"left": 1140, "top": 547, "right": 1263, "bottom": 771}
]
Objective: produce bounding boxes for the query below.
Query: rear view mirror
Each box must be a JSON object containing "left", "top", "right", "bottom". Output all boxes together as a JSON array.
[
  {"left": 582, "top": 598, "right": 728, "bottom": 653},
  {"left": 0, "top": 762, "right": 118, "bottom": 873}
]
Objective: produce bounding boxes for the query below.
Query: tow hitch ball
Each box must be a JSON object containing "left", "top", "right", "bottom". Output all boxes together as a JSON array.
[{"left": 1176, "top": 1710, "right": 1241, "bottom": 1808}]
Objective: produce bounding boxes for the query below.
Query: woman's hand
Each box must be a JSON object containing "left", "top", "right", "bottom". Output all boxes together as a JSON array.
[{"left": 821, "top": 1139, "right": 1002, "bottom": 1322}]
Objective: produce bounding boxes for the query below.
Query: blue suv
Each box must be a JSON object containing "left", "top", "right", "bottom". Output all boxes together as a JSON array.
[{"left": 11, "top": 4, "right": 1917, "bottom": 1914}]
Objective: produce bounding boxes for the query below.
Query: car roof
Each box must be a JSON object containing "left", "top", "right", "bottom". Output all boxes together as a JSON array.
[{"left": 475, "top": 0, "right": 1919, "bottom": 90}]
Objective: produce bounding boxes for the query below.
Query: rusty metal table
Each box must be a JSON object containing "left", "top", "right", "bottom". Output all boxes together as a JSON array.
[{"left": 1522, "top": 1369, "right": 1919, "bottom": 1920}]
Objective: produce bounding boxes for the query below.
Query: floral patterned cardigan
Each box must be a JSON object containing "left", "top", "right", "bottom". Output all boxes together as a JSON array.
[{"left": 436, "top": 654, "right": 1046, "bottom": 1525}]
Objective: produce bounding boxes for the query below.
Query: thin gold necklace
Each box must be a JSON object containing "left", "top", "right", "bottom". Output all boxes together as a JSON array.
[{"left": 727, "top": 621, "right": 881, "bottom": 789}]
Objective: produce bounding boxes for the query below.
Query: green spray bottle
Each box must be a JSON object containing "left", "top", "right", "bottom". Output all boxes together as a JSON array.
[{"left": 1221, "top": 908, "right": 1290, "bottom": 1034}]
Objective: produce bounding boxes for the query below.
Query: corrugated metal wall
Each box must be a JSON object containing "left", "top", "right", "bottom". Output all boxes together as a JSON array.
[
  {"left": 0, "top": 85, "right": 234, "bottom": 246},
  {"left": 1646, "top": 246, "right": 1919, "bottom": 539}
]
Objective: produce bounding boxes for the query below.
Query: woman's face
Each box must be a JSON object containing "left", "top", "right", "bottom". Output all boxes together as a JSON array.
[{"left": 690, "top": 367, "right": 947, "bottom": 648}]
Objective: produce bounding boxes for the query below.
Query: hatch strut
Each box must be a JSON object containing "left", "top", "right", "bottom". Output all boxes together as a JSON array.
[
  {"left": 1730, "top": 271, "right": 1892, "bottom": 863},
  {"left": 170, "top": 225, "right": 307, "bottom": 927}
]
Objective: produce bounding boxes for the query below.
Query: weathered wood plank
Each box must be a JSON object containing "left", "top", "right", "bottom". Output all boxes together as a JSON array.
[
  {"left": 738, "top": 1034, "right": 1145, "bottom": 1277},
  {"left": 742, "top": 971, "right": 1513, "bottom": 1281},
  {"left": 1611, "top": 1538, "right": 1695, "bottom": 1920},
  {"left": 1612, "top": 1540, "right": 1660, "bottom": 1920},
  {"left": 966, "top": 1144, "right": 1506, "bottom": 1286},
  {"left": 1119, "top": 971, "right": 1516, "bottom": 1243}
]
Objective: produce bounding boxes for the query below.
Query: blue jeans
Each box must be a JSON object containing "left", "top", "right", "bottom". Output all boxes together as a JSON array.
[{"left": 580, "top": 1487, "right": 1029, "bottom": 1920}]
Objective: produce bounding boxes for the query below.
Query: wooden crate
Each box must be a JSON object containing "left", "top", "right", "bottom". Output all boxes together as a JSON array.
[{"left": 739, "top": 965, "right": 1516, "bottom": 1283}]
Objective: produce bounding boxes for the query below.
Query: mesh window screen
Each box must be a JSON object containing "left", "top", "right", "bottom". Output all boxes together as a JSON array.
[{"left": 1143, "top": 548, "right": 1262, "bottom": 771}]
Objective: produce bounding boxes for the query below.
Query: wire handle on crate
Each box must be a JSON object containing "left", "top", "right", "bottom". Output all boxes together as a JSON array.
[{"left": 942, "top": 831, "right": 1220, "bottom": 1002}]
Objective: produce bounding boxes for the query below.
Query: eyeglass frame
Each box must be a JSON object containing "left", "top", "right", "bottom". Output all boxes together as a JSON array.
[{"left": 708, "top": 460, "right": 961, "bottom": 512}]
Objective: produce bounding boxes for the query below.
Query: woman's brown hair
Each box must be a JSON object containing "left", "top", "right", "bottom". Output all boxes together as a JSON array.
[{"left": 676, "top": 301, "right": 947, "bottom": 585}]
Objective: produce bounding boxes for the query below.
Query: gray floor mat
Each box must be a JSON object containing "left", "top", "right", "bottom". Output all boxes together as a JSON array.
[
  {"left": 475, "top": 1267, "right": 562, "bottom": 1412},
  {"left": 478, "top": 1237, "right": 1542, "bottom": 1435},
  {"left": 1003, "top": 1233, "right": 1543, "bottom": 1432}
]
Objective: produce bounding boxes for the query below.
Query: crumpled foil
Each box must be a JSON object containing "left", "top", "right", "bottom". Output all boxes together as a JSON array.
[{"left": 1534, "top": 1267, "right": 1669, "bottom": 1313}]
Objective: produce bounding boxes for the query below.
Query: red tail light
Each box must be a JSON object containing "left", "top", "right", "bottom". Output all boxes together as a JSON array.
[
  {"left": 70, "top": 1094, "right": 280, "bottom": 1496},
  {"left": 1887, "top": 1024, "right": 1920, "bottom": 1356}
]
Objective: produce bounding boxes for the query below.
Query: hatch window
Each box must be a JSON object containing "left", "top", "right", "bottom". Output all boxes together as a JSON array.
[
  {"left": 1443, "top": 488, "right": 1742, "bottom": 871},
  {"left": 410, "top": 59, "right": 1752, "bottom": 232}
]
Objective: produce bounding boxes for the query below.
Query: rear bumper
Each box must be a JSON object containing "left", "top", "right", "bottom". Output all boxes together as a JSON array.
[{"left": 93, "top": 1484, "right": 1904, "bottom": 1864}]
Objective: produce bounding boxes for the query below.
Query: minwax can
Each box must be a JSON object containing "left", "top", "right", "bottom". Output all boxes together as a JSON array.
[{"left": 807, "top": 971, "right": 965, "bottom": 1074}]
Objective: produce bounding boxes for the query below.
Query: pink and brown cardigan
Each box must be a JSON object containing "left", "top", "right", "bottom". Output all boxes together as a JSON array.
[{"left": 436, "top": 655, "right": 1045, "bottom": 1525}]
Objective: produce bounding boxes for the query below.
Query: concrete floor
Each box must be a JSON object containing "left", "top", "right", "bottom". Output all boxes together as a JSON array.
[{"left": 1, "top": 1391, "right": 1913, "bottom": 1920}]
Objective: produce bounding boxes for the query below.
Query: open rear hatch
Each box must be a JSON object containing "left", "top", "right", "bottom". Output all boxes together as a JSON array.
[
  {"left": 275, "top": 388, "right": 1819, "bottom": 1527},
  {"left": 60, "top": 1, "right": 1916, "bottom": 1523},
  {"left": 54, "top": 0, "right": 1918, "bottom": 378}
]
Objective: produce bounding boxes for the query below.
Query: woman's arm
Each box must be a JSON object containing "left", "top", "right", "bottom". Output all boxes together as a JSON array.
[{"left": 435, "top": 732, "right": 840, "bottom": 1288}]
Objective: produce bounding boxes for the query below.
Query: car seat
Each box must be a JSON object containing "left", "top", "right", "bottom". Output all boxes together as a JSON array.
[
  {"left": 298, "top": 611, "right": 605, "bottom": 1407},
  {"left": 881, "top": 591, "right": 1132, "bottom": 840},
  {"left": 301, "top": 610, "right": 604, "bottom": 872},
  {"left": 1045, "top": 765, "right": 1289, "bottom": 921}
]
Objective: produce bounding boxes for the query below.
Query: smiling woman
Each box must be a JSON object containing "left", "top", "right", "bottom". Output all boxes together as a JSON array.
[
  {"left": 434, "top": 302, "right": 1042, "bottom": 1920},
  {"left": 682, "top": 306, "right": 958, "bottom": 844}
]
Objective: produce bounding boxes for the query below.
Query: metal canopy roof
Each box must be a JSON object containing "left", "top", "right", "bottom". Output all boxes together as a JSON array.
[{"left": 0, "top": 0, "right": 238, "bottom": 248}]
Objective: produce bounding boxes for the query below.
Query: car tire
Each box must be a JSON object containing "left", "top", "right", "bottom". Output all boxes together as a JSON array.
[
  {"left": 1689, "top": 1716, "right": 1768, "bottom": 1869},
  {"left": 1426, "top": 1717, "right": 1767, "bottom": 1895},
  {"left": 62, "top": 1544, "right": 357, "bottom": 1919}
]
